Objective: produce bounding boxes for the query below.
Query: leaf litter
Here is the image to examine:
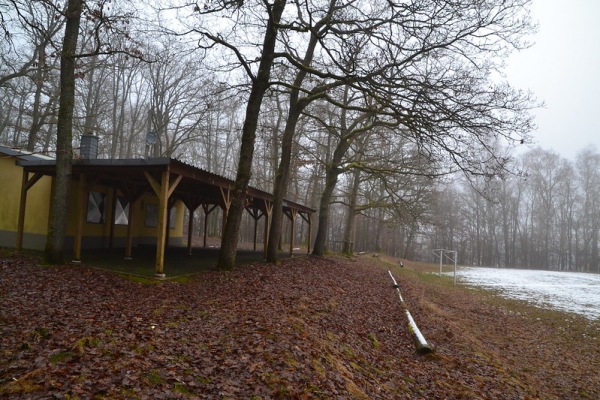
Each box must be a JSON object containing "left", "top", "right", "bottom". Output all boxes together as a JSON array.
[{"left": 1, "top": 252, "right": 599, "bottom": 399}]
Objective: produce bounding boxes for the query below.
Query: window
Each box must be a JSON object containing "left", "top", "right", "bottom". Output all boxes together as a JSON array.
[
  {"left": 145, "top": 203, "right": 176, "bottom": 228},
  {"left": 145, "top": 203, "right": 158, "bottom": 227},
  {"left": 86, "top": 192, "right": 105, "bottom": 224},
  {"left": 114, "top": 197, "right": 129, "bottom": 225}
]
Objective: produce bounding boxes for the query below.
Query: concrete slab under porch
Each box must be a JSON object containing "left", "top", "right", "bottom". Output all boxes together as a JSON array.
[{"left": 82, "top": 245, "right": 300, "bottom": 278}]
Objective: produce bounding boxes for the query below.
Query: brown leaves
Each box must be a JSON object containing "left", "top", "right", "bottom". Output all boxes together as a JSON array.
[{"left": 1, "top": 252, "right": 599, "bottom": 399}]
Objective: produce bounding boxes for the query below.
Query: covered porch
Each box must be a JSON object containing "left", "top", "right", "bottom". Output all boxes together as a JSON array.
[{"left": 16, "top": 157, "right": 315, "bottom": 276}]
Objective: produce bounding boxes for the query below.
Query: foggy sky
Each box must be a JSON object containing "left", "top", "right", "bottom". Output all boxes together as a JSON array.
[{"left": 506, "top": 0, "right": 600, "bottom": 160}]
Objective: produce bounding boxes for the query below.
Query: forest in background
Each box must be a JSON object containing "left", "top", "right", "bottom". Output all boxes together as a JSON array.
[{"left": 3, "top": 0, "right": 596, "bottom": 273}]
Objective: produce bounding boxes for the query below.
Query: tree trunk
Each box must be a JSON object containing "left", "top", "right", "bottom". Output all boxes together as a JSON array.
[
  {"left": 342, "top": 164, "right": 361, "bottom": 255},
  {"left": 312, "top": 166, "right": 341, "bottom": 256},
  {"left": 45, "top": 0, "right": 82, "bottom": 264},
  {"left": 266, "top": 25, "right": 322, "bottom": 263},
  {"left": 312, "top": 135, "right": 352, "bottom": 256},
  {"left": 217, "top": 0, "right": 287, "bottom": 270},
  {"left": 266, "top": 105, "right": 302, "bottom": 262},
  {"left": 26, "top": 45, "right": 46, "bottom": 151}
]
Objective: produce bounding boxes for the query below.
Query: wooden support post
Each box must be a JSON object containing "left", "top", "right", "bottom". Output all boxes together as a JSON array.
[
  {"left": 154, "top": 170, "right": 169, "bottom": 277},
  {"left": 16, "top": 171, "right": 29, "bottom": 251},
  {"left": 165, "top": 196, "right": 177, "bottom": 249},
  {"left": 180, "top": 197, "right": 207, "bottom": 255},
  {"left": 202, "top": 204, "right": 210, "bottom": 247},
  {"left": 286, "top": 208, "right": 298, "bottom": 257},
  {"left": 245, "top": 207, "right": 262, "bottom": 251},
  {"left": 109, "top": 188, "right": 118, "bottom": 249},
  {"left": 253, "top": 215, "right": 258, "bottom": 251},
  {"left": 252, "top": 210, "right": 262, "bottom": 251},
  {"left": 201, "top": 204, "right": 218, "bottom": 247},
  {"left": 203, "top": 206, "right": 209, "bottom": 247},
  {"left": 16, "top": 171, "right": 42, "bottom": 251},
  {"left": 125, "top": 198, "right": 135, "bottom": 259},
  {"left": 299, "top": 212, "right": 312, "bottom": 254},
  {"left": 187, "top": 208, "right": 194, "bottom": 255},
  {"left": 263, "top": 200, "right": 273, "bottom": 258},
  {"left": 121, "top": 185, "right": 146, "bottom": 261},
  {"left": 307, "top": 214, "right": 312, "bottom": 254},
  {"left": 306, "top": 214, "right": 312, "bottom": 254},
  {"left": 144, "top": 170, "right": 182, "bottom": 277},
  {"left": 73, "top": 173, "right": 87, "bottom": 262}
]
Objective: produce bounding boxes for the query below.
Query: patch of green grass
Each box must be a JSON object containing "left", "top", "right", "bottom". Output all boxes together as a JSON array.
[
  {"left": 195, "top": 375, "right": 212, "bottom": 385},
  {"left": 119, "top": 388, "right": 137, "bottom": 397},
  {"left": 0, "top": 369, "right": 44, "bottom": 395},
  {"left": 340, "top": 343, "right": 356, "bottom": 358},
  {"left": 312, "top": 357, "right": 326, "bottom": 377},
  {"left": 134, "top": 343, "right": 155, "bottom": 354},
  {"left": 117, "top": 273, "right": 162, "bottom": 284},
  {"left": 261, "top": 375, "right": 292, "bottom": 399},
  {"left": 71, "top": 336, "right": 100, "bottom": 355},
  {"left": 170, "top": 275, "right": 193, "bottom": 283},
  {"left": 283, "top": 350, "right": 300, "bottom": 368},
  {"left": 49, "top": 350, "right": 75, "bottom": 364},
  {"left": 368, "top": 332, "right": 380, "bottom": 349},
  {"left": 304, "top": 385, "right": 328, "bottom": 398},
  {"left": 145, "top": 369, "right": 166, "bottom": 385},
  {"left": 30, "top": 327, "right": 51, "bottom": 342},
  {"left": 0, "top": 247, "right": 44, "bottom": 260},
  {"left": 173, "top": 382, "right": 193, "bottom": 396},
  {"left": 289, "top": 316, "right": 306, "bottom": 334}
]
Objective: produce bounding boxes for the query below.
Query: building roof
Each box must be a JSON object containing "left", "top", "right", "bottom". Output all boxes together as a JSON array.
[
  {"left": 0, "top": 144, "right": 55, "bottom": 162},
  {"left": 16, "top": 155, "right": 315, "bottom": 215}
]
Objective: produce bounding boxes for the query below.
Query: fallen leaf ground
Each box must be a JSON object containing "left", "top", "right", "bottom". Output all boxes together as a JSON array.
[{"left": 1, "top": 252, "right": 599, "bottom": 399}]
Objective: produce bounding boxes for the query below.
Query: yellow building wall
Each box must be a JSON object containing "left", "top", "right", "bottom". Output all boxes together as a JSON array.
[
  {"left": 0, "top": 157, "right": 24, "bottom": 233},
  {"left": 64, "top": 181, "right": 185, "bottom": 248},
  {"left": 134, "top": 194, "right": 185, "bottom": 244},
  {"left": 0, "top": 157, "right": 52, "bottom": 249},
  {"left": 0, "top": 158, "right": 184, "bottom": 250}
]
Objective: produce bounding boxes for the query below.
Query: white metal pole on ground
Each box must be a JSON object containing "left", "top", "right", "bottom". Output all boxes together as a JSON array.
[{"left": 388, "top": 271, "right": 434, "bottom": 354}]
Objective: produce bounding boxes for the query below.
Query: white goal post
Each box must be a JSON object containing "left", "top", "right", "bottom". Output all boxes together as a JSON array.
[{"left": 432, "top": 249, "right": 458, "bottom": 285}]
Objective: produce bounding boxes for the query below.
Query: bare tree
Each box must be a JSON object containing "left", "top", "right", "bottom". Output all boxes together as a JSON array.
[
  {"left": 0, "top": 1, "right": 63, "bottom": 150},
  {"left": 271, "top": 0, "right": 536, "bottom": 261},
  {"left": 0, "top": 1, "right": 58, "bottom": 87},
  {"left": 144, "top": 39, "right": 211, "bottom": 158},
  {"left": 575, "top": 147, "right": 600, "bottom": 273},
  {"left": 309, "top": 87, "right": 401, "bottom": 255},
  {"left": 180, "top": 0, "right": 289, "bottom": 269},
  {"left": 45, "top": 0, "right": 83, "bottom": 263},
  {"left": 155, "top": 0, "right": 536, "bottom": 266},
  {"left": 45, "top": 0, "right": 143, "bottom": 263}
]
